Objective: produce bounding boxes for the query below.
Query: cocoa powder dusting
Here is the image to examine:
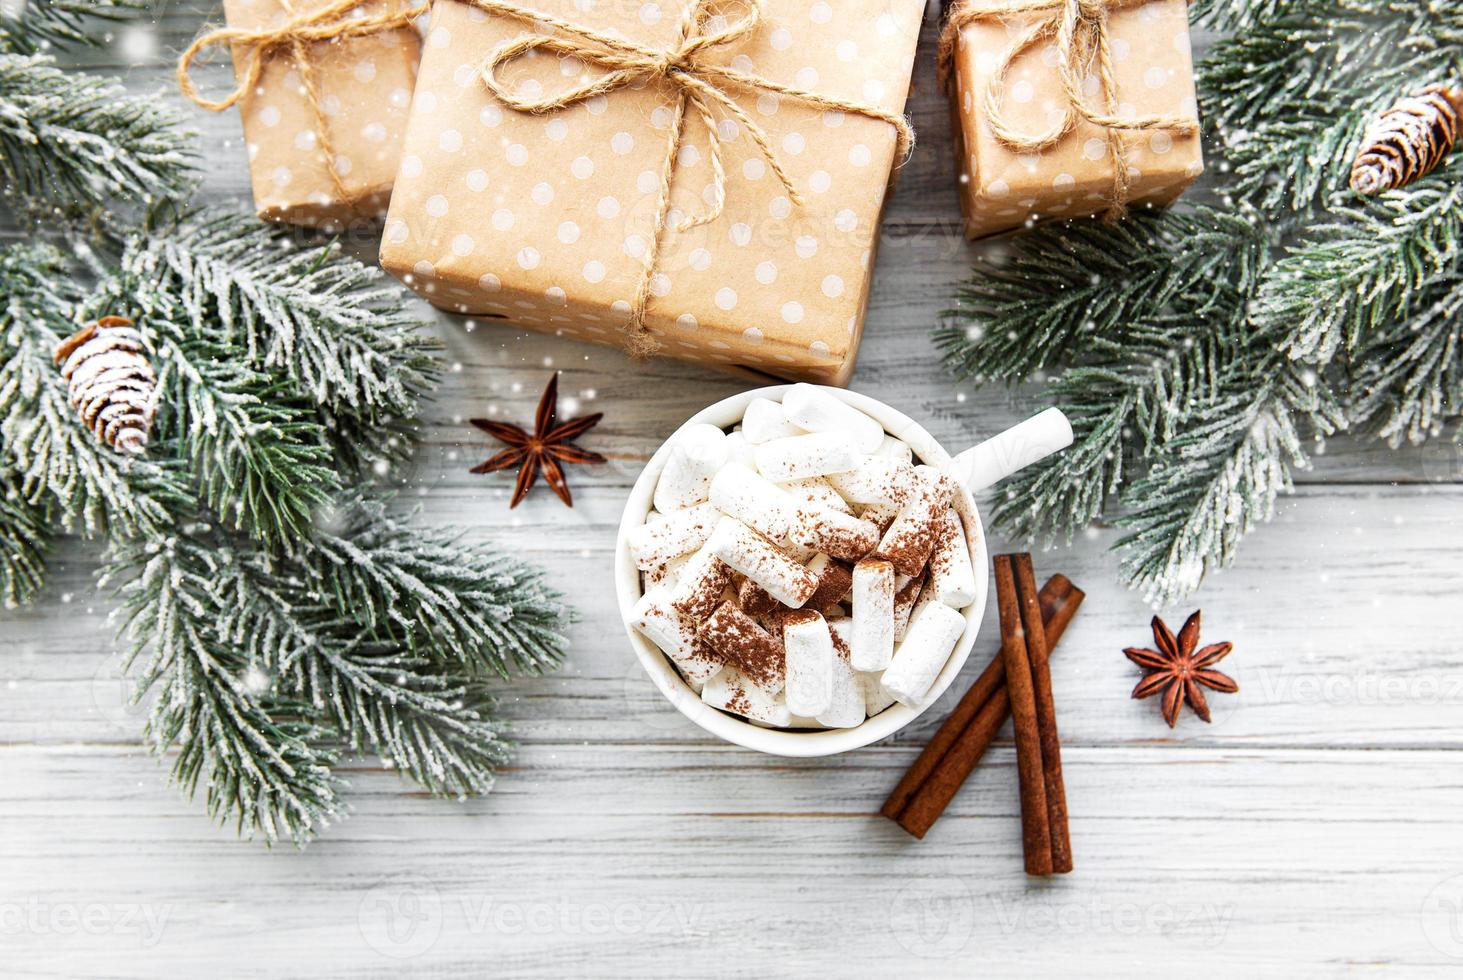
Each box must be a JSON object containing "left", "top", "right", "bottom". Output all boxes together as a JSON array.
[
  {"left": 801, "top": 560, "right": 854, "bottom": 613},
  {"left": 673, "top": 557, "right": 734, "bottom": 619},
  {"left": 699, "top": 600, "right": 785, "bottom": 693},
  {"left": 737, "top": 577, "right": 779, "bottom": 617},
  {"left": 875, "top": 473, "right": 955, "bottom": 577},
  {"left": 791, "top": 506, "right": 878, "bottom": 563}
]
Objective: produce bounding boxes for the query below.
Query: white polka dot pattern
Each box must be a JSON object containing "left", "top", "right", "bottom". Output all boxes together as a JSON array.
[
  {"left": 232, "top": 0, "right": 422, "bottom": 229},
  {"left": 377, "top": 0, "right": 926, "bottom": 384},
  {"left": 950, "top": 0, "right": 1203, "bottom": 238}
]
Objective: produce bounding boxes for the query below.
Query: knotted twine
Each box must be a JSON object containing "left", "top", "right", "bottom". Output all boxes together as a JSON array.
[
  {"left": 177, "top": 0, "right": 427, "bottom": 211},
  {"left": 937, "top": 0, "right": 1197, "bottom": 221},
  {"left": 461, "top": 0, "right": 915, "bottom": 357}
]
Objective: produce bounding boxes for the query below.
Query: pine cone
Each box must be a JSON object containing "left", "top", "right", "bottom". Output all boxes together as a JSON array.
[
  {"left": 53, "top": 316, "right": 158, "bottom": 455},
  {"left": 1350, "top": 84, "right": 1463, "bottom": 195}
]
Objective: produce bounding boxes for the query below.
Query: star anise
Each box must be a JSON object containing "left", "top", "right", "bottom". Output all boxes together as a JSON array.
[
  {"left": 1124, "top": 610, "right": 1237, "bottom": 728},
  {"left": 468, "top": 373, "right": 605, "bottom": 508}
]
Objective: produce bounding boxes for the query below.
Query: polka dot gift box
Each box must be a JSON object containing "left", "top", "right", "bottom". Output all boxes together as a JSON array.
[
  {"left": 183, "top": 0, "right": 423, "bottom": 228},
  {"left": 379, "top": 0, "right": 923, "bottom": 385},
  {"left": 941, "top": 0, "right": 1203, "bottom": 239}
]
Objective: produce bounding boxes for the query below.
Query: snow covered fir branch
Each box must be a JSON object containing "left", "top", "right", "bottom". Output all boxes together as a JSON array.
[
  {"left": 0, "top": 2, "right": 569, "bottom": 844},
  {"left": 938, "top": 0, "right": 1463, "bottom": 602},
  {"left": 0, "top": 1, "right": 195, "bottom": 219}
]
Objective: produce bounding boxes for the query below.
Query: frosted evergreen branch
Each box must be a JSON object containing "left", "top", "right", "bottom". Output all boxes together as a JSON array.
[
  {"left": 145, "top": 324, "right": 341, "bottom": 548},
  {"left": 1114, "top": 351, "right": 1342, "bottom": 603},
  {"left": 0, "top": 54, "right": 196, "bottom": 217},
  {"left": 0, "top": 0, "right": 144, "bottom": 54},
  {"left": 0, "top": 465, "right": 50, "bottom": 608},
  {"left": 1254, "top": 178, "right": 1463, "bottom": 364},
  {"left": 1198, "top": 5, "right": 1463, "bottom": 214},
  {"left": 0, "top": 243, "right": 171, "bottom": 538},
  {"left": 1349, "top": 273, "right": 1463, "bottom": 445},
  {"left": 120, "top": 213, "right": 439, "bottom": 421},
  {"left": 305, "top": 496, "right": 570, "bottom": 679},
  {"left": 108, "top": 530, "right": 346, "bottom": 846},
  {"left": 293, "top": 648, "right": 515, "bottom": 798},
  {"left": 205, "top": 555, "right": 517, "bottom": 798},
  {"left": 936, "top": 207, "right": 1267, "bottom": 384}
]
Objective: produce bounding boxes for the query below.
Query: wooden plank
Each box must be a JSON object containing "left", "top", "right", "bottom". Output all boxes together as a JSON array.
[
  {"left": 3, "top": 743, "right": 1463, "bottom": 976},
  {"left": 3, "top": 484, "right": 1460, "bottom": 750}
]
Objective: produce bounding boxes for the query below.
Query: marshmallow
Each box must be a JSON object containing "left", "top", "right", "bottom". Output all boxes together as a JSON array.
[
  {"left": 786, "top": 503, "right": 880, "bottom": 563},
  {"left": 873, "top": 433, "right": 914, "bottom": 465},
  {"left": 783, "top": 610, "right": 835, "bottom": 717},
  {"left": 702, "top": 666, "right": 792, "bottom": 727},
  {"left": 737, "top": 577, "right": 779, "bottom": 618},
  {"left": 778, "top": 477, "right": 854, "bottom": 515},
  {"left": 881, "top": 601, "right": 967, "bottom": 707},
  {"left": 643, "top": 553, "right": 691, "bottom": 592},
  {"left": 707, "top": 517, "right": 818, "bottom": 607},
  {"left": 927, "top": 509, "right": 978, "bottom": 608},
  {"left": 699, "top": 600, "right": 786, "bottom": 695},
  {"left": 892, "top": 572, "right": 925, "bottom": 641},
  {"left": 819, "top": 619, "right": 866, "bottom": 728},
  {"left": 753, "top": 431, "right": 860, "bottom": 483},
  {"left": 670, "top": 541, "right": 734, "bottom": 619},
  {"left": 654, "top": 423, "right": 729, "bottom": 511},
  {"left": 629, "top": 588, "right": 724, "bottom": 685},
  {"left": 854, "top": 672, "right": 889, "bottom": 716},
  {"left": 782, "top": 383, "right": 884, "bottom": 453},
  {"left": 851, "top": 558, "right": 896, "bottom": 671},
  {"left": 741, "top": 397, "right": 803, "bottom": 444},
  {"left": 723, "top": 429, "right": 759, "bottom": 469},
  {"left": 709, "top": 462, "right": 794, "bottom": 543},
  {"left": 801, "top": 553, "right": 854, "bottom": 612},
  {"left": 859, "top": 502, "right": 901, "bottom": 535},
  {"left": 627, "top": 502, "right": 721, "bottom": 570},
  {"left": 858, "top": 669, "right": 897, "bottom": 717},
  {"left": 874, "top": 465, "right": 956, "bottom": 576},
  {"left": 824, "top": 457, "right": 918, "bottom": 507}
]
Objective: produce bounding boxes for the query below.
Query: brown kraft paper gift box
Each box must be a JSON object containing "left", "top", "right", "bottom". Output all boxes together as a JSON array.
[
  {"left": 943, "top": 0, "right": 1203, "bottom": 239},
  {"left": 379, "top": 0, "right": 923, "bottom": 385},
  {"left": 190, "top": 0, "right": 424, "bottom": 228}
]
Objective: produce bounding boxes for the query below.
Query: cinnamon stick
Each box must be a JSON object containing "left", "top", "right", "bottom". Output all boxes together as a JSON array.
[
  {"left": 993, "top": 555, "right": 1051, "bottom": 875},
  {"left": 880, "top": 575, "right": 1077, "bottom": 826},
  {"left": 883, "top": 575, "right": 1083, "bottom": 839},
  {"left": 1012, "top": 554, "right": 1073, "bottom": 874}
]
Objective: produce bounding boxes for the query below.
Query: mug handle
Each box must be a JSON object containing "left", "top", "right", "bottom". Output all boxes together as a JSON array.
[{"left": 948, "top": 407, "right": 1074, "bottom": 493}]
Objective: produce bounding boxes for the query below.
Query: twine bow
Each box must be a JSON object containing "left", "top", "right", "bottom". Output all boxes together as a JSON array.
[
  {"left": 462, "top": 0, "right": 914, "bottom": 357},
  {"left": 177, "top": 0, "right": 426, "bottom": 209},
  {"left": 937, "top": 0, "right": 1197, "bottom": 220}
]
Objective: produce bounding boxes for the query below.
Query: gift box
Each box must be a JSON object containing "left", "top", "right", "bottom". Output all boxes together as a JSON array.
[
  {"left": 378, "top": 0, "right": 923, "bottom": 385},
  {"left": 943, "top": 0, "right": 1203, "bottom": 239},
  {"left": 183, "top": 0, "right": 424, "bottom": 228}
]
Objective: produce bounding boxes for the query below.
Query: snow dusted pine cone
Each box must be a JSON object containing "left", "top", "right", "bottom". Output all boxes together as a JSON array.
[
  {"left": 1350, "top": 84, "right": 1463, "bottom": 194},
  {"left": 53, "top": 315, "right": 158, "bottom": 455}
]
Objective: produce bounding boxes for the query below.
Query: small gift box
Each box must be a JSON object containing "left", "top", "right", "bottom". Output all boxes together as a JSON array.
[
  {"left": 179, "top": 0, "right": 424, "bottom": 228},
  {"left": 378, "top": 0, "right": 923, "bottom": 385},
  {"left": 941, "top": 0, "right": 1203, "bottom": 239}
]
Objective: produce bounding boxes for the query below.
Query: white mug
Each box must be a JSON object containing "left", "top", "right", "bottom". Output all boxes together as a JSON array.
[{"left": 615, "top": 385, "right": 1072, "bottom": 757}]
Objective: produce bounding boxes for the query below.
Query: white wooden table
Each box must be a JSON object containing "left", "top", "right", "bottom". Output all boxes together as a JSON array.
[{"left": 4, "top": 7, "right": 1463, "bottom": 977}]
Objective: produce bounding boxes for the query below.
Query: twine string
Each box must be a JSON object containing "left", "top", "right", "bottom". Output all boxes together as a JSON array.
[
  {"left": 177, "top": 0, "right": 427, "bottom": 210},
  {"left": 464, "top": 0, "right": 915, "bottom": 356},
  {"left": 937, "top": 0, "right": 1197, "bottom": 220}
]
